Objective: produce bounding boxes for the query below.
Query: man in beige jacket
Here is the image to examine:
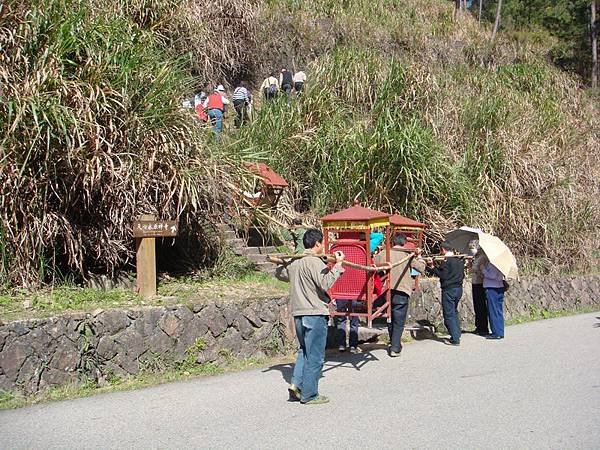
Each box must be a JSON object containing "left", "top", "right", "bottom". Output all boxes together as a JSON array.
[
  {"left": 386, "top": 233, "right": 426, "bottom": 357},
  {"left": 275, "top": 229, "right": 345, "bottom": 405}
]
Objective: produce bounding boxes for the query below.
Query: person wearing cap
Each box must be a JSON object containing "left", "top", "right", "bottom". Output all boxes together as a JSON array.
[
  {"left": 203, "top": 85, "right": 230, "bottom": 138},
  {"left": 383, "top": 233, "right": 427, "bottom": 357},
  {"left": 427, "top": 241, "right": 465, "bottom": 346}
]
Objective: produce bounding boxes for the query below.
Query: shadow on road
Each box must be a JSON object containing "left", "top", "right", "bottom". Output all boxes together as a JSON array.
[
  {"left": 262, "top": 343, "right": 384, "bottom": 385},
  {"left": 594, "top": 317, "right": 600, "bottom": 328},
  {"left": 408, "top": 319, "right": 446, "bottom": 345}
]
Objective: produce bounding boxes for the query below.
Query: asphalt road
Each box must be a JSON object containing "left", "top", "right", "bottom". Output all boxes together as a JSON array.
[{"left": 1, "top": 313, "right": 599, "bottom": 449}]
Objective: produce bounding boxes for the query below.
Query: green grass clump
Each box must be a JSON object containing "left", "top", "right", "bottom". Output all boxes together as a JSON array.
[{"left": 0, "top": 286, "right": 141, "bottom": 320}]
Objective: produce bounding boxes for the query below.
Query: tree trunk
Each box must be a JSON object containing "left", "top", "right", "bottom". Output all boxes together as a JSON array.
[
  {"left": 491, "top": 0, "right": 503, "bottom": 41},
  {"left": 454, "top": 0, "right": 461, "bottom": 20},
  {"left": 478, "top": 0, "right": 483, "bottom": 23},
  {"left": 593, "top": 0, "right": 598, "bottom": 88}
]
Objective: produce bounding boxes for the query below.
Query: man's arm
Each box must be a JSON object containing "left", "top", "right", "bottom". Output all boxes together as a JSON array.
[
  {"left": 307, "top": 254, "right": 344, "bottom": 292},
  {"left": 431, "top": 261, "right": 448, "bottom": 279}
]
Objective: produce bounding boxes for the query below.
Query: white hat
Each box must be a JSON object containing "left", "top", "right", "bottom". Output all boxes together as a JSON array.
[{"left": 216, "top": 84, "right": 225, "bottom": 92}]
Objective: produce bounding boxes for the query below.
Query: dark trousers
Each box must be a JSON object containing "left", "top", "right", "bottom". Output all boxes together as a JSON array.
[
  {"left": 335, "top": 300, "right": 359, "bottom": 348},
  {"left": 388, "top": 290, "right": 409, "bottom": 353},
  {"left": 486, "top": 287, "right": 506, "bottom": 338},
  {"left": 472, "top": 283, "right": 489, "bottom": 334},
  {"left": 263, "top": 89, "right": 276, "bottom": 101},
  {"left": 233, "top": 99, "right": 247, "bottom": 127},
  {"left": 442, "top": 286, "right": 462, "bottom": 343}
]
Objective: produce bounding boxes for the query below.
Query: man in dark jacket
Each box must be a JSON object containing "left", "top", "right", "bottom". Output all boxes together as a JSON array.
[{"left": 427, "top": 241, "right": 465, "bottom": 345}]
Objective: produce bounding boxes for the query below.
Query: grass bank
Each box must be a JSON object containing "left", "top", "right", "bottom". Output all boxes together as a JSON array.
[{"left": 0, "top": 271, "right": 287, "bottom": 322}]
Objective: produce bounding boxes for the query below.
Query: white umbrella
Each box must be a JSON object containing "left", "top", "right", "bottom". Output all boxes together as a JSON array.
[{"left": 445, "top": 226, "right": 519, "bottom": 280}]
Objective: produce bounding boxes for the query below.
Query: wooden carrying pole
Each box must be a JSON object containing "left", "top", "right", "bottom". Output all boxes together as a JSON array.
[
  {"left": 267, "top": 252, "right": 472, "bottom": 272},
  {"left": 267, "top": 253, "right": 414, "bottom": 272}
]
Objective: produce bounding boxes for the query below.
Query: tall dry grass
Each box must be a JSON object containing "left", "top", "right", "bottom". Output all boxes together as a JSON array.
[
  {"left": 1, "top": 0, "right": 598, "bottom": 287},
  {"left": 0, "top": 0, "right": 243, "bottom": 286},
  {"left": 231, "top": 0, "right": 600, "bottom": 273}
]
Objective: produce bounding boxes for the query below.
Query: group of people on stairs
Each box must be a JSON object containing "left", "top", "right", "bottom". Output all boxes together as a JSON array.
[{"left": 190, "top": 68, "right": 307, "bottom": 140}]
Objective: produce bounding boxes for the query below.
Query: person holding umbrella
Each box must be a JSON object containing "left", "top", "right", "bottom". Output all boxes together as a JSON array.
[{"left": 444, "top": 226, "right": 518, "bottom": 340}]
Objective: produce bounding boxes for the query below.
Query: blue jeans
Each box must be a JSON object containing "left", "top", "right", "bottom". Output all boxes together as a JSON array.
[
  {"left": 442, "top": 286, "right": 462, "bottom": 343},
  {"left": 388, "top": 290, "right": 409, "bottom": 353},
  {"left": 486, "top": 287, "right": 505, "bottom": 337},
  {"left": 207, "top": 108, "right": 223, "bottom": 135},
  {"left": 292, "top": 315, "right": 328, "bottom": 402},
  {"left": 335, "top": 300, "right": 359, "bottom": 348}
]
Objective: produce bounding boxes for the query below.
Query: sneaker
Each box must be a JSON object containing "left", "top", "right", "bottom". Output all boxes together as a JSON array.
[
  {"left": 301, "top": 395, "right": 330, "bottom": 405},
  {"left": 338, "top": 345, "right": 346, "bottom": 352},
  {"left": 445, "top": 339, "right": 460, "bottom": 346},
  {"left": 389, "top": 350, "right": 401, "bottom": 358},
  {"left": 486, "top": 335, "right": 504, "bottom": 340},
  {"left": 287, "top": 384, "right": 301, "bottom": 402},
  {"left": 349, "top": 347, "right": 358, "bottom": 354}
]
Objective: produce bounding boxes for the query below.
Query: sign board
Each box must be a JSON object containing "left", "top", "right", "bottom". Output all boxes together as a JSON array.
[{"left": 133, "top": 220, "right": 178, "bottom": 238}]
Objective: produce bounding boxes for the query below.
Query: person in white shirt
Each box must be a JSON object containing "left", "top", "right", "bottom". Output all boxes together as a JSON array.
[
  {"left": 293, "top": 70, "right": 306, "bottom": 94},
  {"left": 260, "top": 74, "right": 279, "bottom": 101}
]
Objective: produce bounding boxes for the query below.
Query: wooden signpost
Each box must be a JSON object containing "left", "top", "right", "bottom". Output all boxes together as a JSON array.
[{"left": 133, "top": 214, "right": 178, "bottom": 298}]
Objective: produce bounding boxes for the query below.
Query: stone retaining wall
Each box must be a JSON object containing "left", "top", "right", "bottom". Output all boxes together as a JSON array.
[
  {"left": 1, "top": 275, "right": 599, "bottom": 395},
  {"left": 0, "top": 298, "right": 293, "bottom": 395}
]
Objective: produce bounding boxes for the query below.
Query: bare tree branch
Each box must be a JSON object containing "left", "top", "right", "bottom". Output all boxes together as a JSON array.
[{"left": 492, "top": 0, "right": 503, "bottom": 41}]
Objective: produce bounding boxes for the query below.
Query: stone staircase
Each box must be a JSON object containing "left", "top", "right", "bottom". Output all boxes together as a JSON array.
[{"left": 218, "top": 223, "right": 281, "bottom": 275}]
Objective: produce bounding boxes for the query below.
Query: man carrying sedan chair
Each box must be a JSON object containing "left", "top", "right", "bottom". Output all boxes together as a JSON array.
[{"left": 427, "top": 241, "right": 465, "bottom": 346}]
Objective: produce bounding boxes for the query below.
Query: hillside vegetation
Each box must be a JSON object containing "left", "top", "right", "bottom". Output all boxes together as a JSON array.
[{"left": 1, "top": 0, "right": 598, "bottom": 287}]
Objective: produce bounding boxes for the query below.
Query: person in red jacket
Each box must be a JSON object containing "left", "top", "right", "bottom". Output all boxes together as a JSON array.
[{"left": 203, "top": 85, "right": 230, "bottom": 139}]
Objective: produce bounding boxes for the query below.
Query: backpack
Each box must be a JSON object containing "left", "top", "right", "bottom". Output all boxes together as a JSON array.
[{"left": 268, "top": 83, "right": 278, "bottom": 95}]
